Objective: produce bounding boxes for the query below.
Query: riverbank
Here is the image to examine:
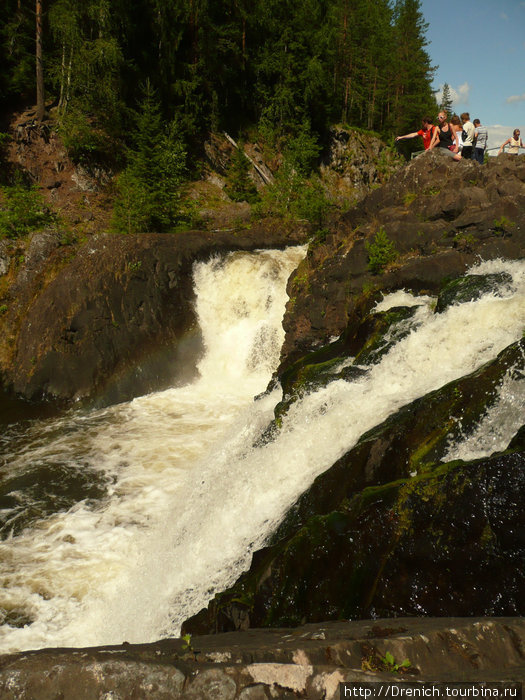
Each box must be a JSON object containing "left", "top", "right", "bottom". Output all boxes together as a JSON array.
[{"left": 1, "top": 617, "right": 525, "bottom": 698}]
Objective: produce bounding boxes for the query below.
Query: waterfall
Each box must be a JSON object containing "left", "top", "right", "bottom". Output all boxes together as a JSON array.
[{"left": 0, "top": 252, "right": 523, "bottom": 653}]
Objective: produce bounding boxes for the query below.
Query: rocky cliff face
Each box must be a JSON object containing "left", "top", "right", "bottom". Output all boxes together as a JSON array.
[
  {"left": 0, "top": 224, "right": 306, "bottom": 404},
  {"left": 279, "top": 151, "right": 525, "bottom": 372}
]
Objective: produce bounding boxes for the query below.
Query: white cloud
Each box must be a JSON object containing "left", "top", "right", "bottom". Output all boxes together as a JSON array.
[
  {"left": 506, "top": 93, "right": 525, "bottom": 104},
  {"left": 456, "top": 82, "right": 470, "bottom": 103},
  {"left": 500, "top": 12, "right": 509, "bottom": 20},
  {"left": 434, "top": 82, "right": 470, "bottom": 108}
]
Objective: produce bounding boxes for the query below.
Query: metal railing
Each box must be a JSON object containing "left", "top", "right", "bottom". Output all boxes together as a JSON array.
[{"left": 410, "top": 146, "right": 525, "bottom": 159}]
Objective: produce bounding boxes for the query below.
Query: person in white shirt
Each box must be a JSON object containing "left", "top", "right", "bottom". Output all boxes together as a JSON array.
[
  {"left": 460, "top": 112, "right": 475, "bottom": 160},
  {"left": 498, "top": 129, "right": 524, "bottom": 155},
  {"left": 472, "top": 119, "right": 488, "bottom": 164}
]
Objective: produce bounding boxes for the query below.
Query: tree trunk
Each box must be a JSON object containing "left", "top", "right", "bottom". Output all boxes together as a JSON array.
[{"left": 35, "top": 0, "right": 45, "bottom": 121}]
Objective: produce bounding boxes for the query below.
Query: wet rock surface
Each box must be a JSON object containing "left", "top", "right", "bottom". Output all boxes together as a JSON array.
[{"left": 2, "top": 618, "right": 525, "bottom": 698}]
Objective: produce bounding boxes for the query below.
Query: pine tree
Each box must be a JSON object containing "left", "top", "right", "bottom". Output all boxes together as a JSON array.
[
  {"left": 389, "top": 0, "right": 437, "bottom": 135},
  {"left": 224, "top": 142, "right": 258, "bottom": 203},
  {"left": 35, "top": 0, "right": 46, "bottom": 120},
  {"left": 440, "top": 82, "right": 453, "bottom": 114},
  {"left": 112, "top": 82, "right": 187, "bottom": 234}
]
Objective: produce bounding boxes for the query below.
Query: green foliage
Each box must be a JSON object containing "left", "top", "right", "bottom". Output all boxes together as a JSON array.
[
  {"left": 0, "top": 1, "right": 34, "bottom": 101},
  {"left": 181, "top": 633, "right": 193, "bottom": 652},
  {"left": 112, "top": 83, "right": 187, "bottom": 234},
  {"left": 48, "top": 0, "right": 124, "bottom": 127},
  {"left": 382, "top": 651, "right": 411, "bottom": 673},
  {"left": 366, "top": 227, "right": 399, "bottom": 274},
  {"left": 255, "top": 123, "right": 329, "bottom": 224},
  {"left": 282, "top": 122, "right": 321, "bottom": 176},
  {"left": 258, "top": 163, "right": 330, "bottom": 227},
  {"left": 59, "top": 109, "right": 115, "bottom": 166},
  {"left": 0, "top": 180, "right": 55, "bottom": 239},
  {"left": 224, "top": 143, "right": 259, "bottom": 204},
  {"left": 493, "top": 216, "right": 515, "bottom": 235},
  {"left": 1, "top": 0, "right": 436, "bottom": 148}
]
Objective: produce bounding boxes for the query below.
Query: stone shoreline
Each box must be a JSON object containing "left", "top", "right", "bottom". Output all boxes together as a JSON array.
[{"left": 1, "top": 617, "right": 525, "bottom": 698}]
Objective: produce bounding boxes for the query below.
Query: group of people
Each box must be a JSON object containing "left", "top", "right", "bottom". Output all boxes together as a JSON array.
[{"left": 396, "top": 112, "right": 524, "bottom": 163}]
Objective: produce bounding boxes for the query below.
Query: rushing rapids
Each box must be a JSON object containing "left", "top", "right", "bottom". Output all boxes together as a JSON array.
[{"left": 0, "top": 250, "right": 523, "bottom": 653}]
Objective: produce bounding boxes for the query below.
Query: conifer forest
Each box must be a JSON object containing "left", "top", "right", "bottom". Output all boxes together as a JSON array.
[{"left": 1, "top": 0, "right": 437, "bottom": 159}]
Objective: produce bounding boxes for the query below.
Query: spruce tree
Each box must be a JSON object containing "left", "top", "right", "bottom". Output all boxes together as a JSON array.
[
  {"left": 224, "top": 142, "right": 258, "bottom": 203},
  {"left": 112, "top": 82, "right": 186, "bottom": 234},
  {"left": 440, "top": 82, "right": 454, "bottom": 114},
  {"left": 389, "top": 0, "right": 437, "bottom": 135}
]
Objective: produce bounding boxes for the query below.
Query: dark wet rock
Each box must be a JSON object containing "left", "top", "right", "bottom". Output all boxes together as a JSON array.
[
  {"left": 2, "top": 618, "right": 525, "bottom": 698},
  {"left": 185, "top": 449, "right": 525, "bottom": 635},
  {"left": 435, "top": 271, "right": 514, "bottom": 313},
  {"left": 184, "top": 339, "right": 525, "bottom": 633}
]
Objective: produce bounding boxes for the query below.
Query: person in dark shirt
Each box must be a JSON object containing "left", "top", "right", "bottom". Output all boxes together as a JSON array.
[{"left": 429, "top": 110, "right": 462, "bottom": 161}]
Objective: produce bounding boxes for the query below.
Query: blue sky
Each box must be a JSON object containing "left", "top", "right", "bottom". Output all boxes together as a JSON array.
[{"left": 419, "top": 0, "right": 525, "bottom": 151}]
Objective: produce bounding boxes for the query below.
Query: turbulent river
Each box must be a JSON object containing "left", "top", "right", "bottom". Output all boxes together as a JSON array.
[{"left": 0, "top": 248, "right": 524, "bottom": 654}]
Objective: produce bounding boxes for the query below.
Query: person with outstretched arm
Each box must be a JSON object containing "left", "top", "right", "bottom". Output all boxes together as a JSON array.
[
  {"left": 395, "top": 117, "right": 437, "bottom": 151},
  {"left": 498, "top": 129, "right": 524, "bottom": 155}
]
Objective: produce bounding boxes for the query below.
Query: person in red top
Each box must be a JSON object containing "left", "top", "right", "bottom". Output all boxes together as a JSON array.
[{"left": 395, "top": 117, "right": 436, "bottom": 150}]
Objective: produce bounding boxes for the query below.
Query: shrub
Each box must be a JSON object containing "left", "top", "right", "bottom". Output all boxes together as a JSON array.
[
  {"left": 224, "top": 142, "right": 259, "bottom": 204},
  {"left": 366, "top": 227, "right": 399, "bottom": 274},
  {"left": 0, "top": 180, "right": 54, "bottom": 239},
  {"left": 59, "top": 109, "right": 115, "bottom": 167}
]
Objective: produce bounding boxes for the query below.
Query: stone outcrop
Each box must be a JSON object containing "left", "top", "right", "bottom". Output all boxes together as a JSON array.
[
  {"left": 2, "top": 618, "right": 525, "bottom": 698},
  {"left": 0, "top": 223, "right": 307, "bottom": 404},
  {"left": 320, "top": 126, "right": 404, "bottom": 205},
  {"left": 279, "top": 151, "right": 525, "bottom": 372}
]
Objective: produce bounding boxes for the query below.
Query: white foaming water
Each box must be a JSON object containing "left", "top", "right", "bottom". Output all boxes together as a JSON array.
[
  {"left": 444, "top": 370, "right": 525, "bottom": 462},
  {"left": 0, "top": 255, "right": 523, "bottom": 653}
]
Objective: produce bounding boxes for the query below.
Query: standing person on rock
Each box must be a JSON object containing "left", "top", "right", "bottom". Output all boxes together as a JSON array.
[
  {"left": 498, "top": 129, "right": 524, "bottom": 155},
  {"left": 473, "top": 119, "right": 488, "bottom": 164},
  {"left": 460, "top": 112, "right": 475, "bottom": 160},
  {"left": 395, "top": 117, "right": 437, "bottom": 151},
  {"left": 429, "top": 111, "right": 462, "bottom": 161}
]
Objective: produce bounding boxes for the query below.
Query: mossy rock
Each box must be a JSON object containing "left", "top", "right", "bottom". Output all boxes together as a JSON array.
[
  {"left": 275, "top": 304, "right": 419, "bottom": 426},
  {"left": 435, "top": 271, "right": 513, "bottom": 313},
  {"left": 183, "top": 338, "right": 525, "bottom": 634},
  {"left": 353, "top": 305, "right": 419, "bottom": 365},
  {"left": 273, "top": 338, "right": 524, "bottom": 537},
  {"left": 184, "top": 449, "right": 525, "bottom": 633}
]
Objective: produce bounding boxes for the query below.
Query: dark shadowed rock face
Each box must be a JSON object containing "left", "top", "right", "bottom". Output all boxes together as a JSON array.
[{"left": 0, "top": 224, "right": 306, "bottom": 404}]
